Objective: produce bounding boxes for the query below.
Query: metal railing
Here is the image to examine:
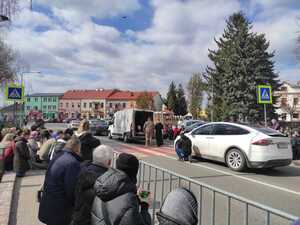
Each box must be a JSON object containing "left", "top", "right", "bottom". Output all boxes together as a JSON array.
[{"left": 112, "top": 152, "right": 299, "bottom": 225}]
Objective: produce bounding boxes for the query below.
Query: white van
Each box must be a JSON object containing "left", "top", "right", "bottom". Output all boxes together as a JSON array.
[{"left": 108, "top": 109, "right": 154, "bottom": 142}]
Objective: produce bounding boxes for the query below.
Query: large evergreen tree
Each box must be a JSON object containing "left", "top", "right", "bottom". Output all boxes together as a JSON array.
[
  {"left": 187, "top": 73, "right": 204, "bottom": 118},
  {"left": 166, "top": 81, "right": 177, "bottom": 112},
  {"left": 176, "top": 84, "right": 188, "bottom": 116},
  {"left": 205, "top": 12, "right": 280, "bottom": 122}
]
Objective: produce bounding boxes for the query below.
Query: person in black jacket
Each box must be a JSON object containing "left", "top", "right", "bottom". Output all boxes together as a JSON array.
[
  {"left": 38, "top": 136, "right": 82, "bottom": 225},
  {"left": 71, "top": 145, "right": 114, "bottom": 225},
  {"left": 175, "top": 133, "right": 192, "bottom": 161},
  {"left": 14, "top": 129, "right": 31, "bottom": 177},
  {"left": 76, "top": 120, "right": 101, "bottom": 161},
  {"left": 91, "top": 153, "right": 151, "bottom": 225}
]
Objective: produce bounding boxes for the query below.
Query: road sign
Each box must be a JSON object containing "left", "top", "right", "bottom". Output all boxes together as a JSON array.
[
  {"left": 5, "top": 84, "right": 24, "bottom": 101},
  {"left": 257, "top": 85, "right": 272, "bottom": 104}
]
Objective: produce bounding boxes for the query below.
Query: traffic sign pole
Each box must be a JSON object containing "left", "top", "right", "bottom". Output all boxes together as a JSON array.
[
  {"left": 257, "top": 85, "right": 272, "bottom": 127},
  {"left": 264, "top": 104, "right": 267, "bottom": 127}
]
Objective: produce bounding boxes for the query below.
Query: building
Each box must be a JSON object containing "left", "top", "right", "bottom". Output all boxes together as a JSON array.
[
  {"left": 59, "top": 89, "right": 163, "bottom": 119},
  {"left": 25, "top": 93, "right": 63, "bottom": 120},
  {"left": 274, "top": 81, "right": 300, "bottom": 121},
  {"left": 59, "top": 89, "right": 116, "bottom": 119}
]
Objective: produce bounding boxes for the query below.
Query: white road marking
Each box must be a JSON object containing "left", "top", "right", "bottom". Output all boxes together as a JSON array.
[{"left": 162, "top": 155, "right": 300, "bottom": 196}]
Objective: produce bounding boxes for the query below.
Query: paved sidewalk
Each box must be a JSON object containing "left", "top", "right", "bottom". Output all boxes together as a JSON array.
[{"left": 9, "top": 170, "right": 45, "bottom": 225}]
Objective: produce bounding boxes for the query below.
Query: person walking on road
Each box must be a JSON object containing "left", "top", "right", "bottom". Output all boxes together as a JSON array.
[
  {"left": 0, "top": 133, "right": 16, "bottom": 171},
  {"left": 76, "top": 120, "right": 101, "bottom": 161},
  {"left": 38, "top": 136, "right": 82, "bottom": 225},
  {"left": 155, "top": 119, "right": 164, "bottom": 147},
  {"left": 157, "top": 188, "right": 198, "bottom": 225},
  {"left": 144, "top": 117, "right": 154, "bottom": 146},
  {"left": 91, "top": 153, "right": 151, "bottom": 225},
  {"left": 14, "top": 129, "right": 31, "bottom": 177},
  {"left": 71, "top": 145, "right": 114, "bottom": 225}
]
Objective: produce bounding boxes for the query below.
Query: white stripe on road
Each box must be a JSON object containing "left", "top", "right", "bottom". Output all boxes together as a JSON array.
[{"left": 162, "top": 155, "right": 300, "bottom": 196}]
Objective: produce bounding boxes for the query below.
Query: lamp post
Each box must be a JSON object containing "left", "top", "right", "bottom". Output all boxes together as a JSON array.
[{"left": 20, "top": 71, "right": 41, "bottom": 127}]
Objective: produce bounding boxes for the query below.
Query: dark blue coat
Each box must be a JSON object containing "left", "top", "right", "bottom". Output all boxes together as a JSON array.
[{"left": 38, "top": 149, "right": 82, "bottom": 225}]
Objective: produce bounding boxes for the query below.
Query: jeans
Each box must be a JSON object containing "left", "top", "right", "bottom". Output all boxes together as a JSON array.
[{"left": 176, "top": 147, "right": 188, "bottom": 160}]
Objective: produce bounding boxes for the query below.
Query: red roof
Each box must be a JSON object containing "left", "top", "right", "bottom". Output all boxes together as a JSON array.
[
  {"left": 62, "top": 89, "right": 115, "bottom": 100},
  {"left": 61, "top": 89, "right": 159, "bottom": 100},
  {"left": 108, "top": 91, "right": 159, "bottom": 100}
]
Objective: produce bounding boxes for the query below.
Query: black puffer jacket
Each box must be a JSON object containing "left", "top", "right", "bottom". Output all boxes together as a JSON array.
[
  {"left": 72, "top": 161, "right": 108, "bottom": 225},
  {"left": 91, "top": 169, "right": 151, "bottom": 225},
  {"left": 78, "top": 132, "right": 101, "bottom": 161}
]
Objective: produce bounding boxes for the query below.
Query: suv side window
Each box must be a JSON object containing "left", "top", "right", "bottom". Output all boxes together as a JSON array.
[
  {"left": 213, "top": 124, "right": 249, "bottom": 135},
  {"left": 192, "top": 125, "right": 214, "bottom": 135}
]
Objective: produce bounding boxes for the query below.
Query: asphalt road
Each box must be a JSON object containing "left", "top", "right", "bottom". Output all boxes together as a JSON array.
[{"left": 100, "top": 136, "right": 300, "bottom": 223}]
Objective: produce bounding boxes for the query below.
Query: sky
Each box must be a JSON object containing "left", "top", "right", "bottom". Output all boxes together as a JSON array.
[{"left": 1, "top": 0, "right": 300, "bottom": 101}]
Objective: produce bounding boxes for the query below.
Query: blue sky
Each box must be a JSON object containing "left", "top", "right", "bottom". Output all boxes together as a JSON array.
[{"left": 2, "top": 0, "right": 300, "bottom": 101}]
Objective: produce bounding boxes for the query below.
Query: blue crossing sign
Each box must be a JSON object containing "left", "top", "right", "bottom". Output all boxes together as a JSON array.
[
  {"left": 257, "top": 85, "right": 272, "bottom": 104},
  {"left": 5, "top": 84, "right": 24, "bottom": 101}
]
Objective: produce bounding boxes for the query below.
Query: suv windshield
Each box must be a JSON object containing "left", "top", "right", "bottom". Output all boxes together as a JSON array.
[{"left": 251, "top": 126, "right": 285, "bottom": 137}]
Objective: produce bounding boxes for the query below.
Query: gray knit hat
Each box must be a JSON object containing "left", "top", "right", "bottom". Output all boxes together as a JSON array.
[{"left": 158, "top": 188, "right": 198, "bottom": 225}]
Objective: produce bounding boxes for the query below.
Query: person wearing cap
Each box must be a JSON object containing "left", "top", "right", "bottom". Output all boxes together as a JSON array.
[
  {"left": 71, "top": 145, "right": 114, "bottom": 225},
  {"left": 157, "top": 188, "right": 198, "bottom": 225},
  {"left": 91, "top": 153, "right": 151, "bottom": 225}
]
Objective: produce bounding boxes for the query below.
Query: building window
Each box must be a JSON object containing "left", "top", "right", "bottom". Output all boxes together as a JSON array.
[
  {"left": 66, "top": 103, "right": 69, "bottom": 108},
  {"left": 27, "top": 106, "right": 30, "bottom": 110},
  {"left": 35, "top": 98, "right": 38, "bottom": 102},
  {"left": 293, "top": 98, "right": 299, "bottom": 106},
  {"left": 27, "top": 98, "right": 30, "bottom": 102},
  {"left": 71, "top": 113, "right": 74, "bottom": 118},
  {"left": 44, "top": 97, "right": 47, "bottom": 102},
  {"left": 43, "top": 105, "right": 46, "bottom": 110},
  {"left": 123, "top": 103, "right": 126, "bottom": 108},
  {"left": 53, "top": 105, "right": 56, "bottom": 110},
  {"left": 281, "top": 98, "right": 287, "bottom": 106},
  {"left": 293, "top": 113, "right": 299, "bottom": 119},
  {"left": 89, "top": 103, "right": 92, "bottom": 108},
  {"left": 78, "top": 103, "right": 80, "bottom": 108},
  {"left": 109, "top": 103, "right": 113, "bottom": 108},
  {"left": 101, "top": 103, "right": 104, "bottom": 108},
  {"left": 53, "top": 97, "right": 56, "bottom": 102},
  {"left": 281, "top": 87, "right": 287, "bottom": 91},
  {"left": 72, "top": 103, "right": 74, "bottom": 108},
  {"left": 84, "top": 103, "right": 87, "bottom": 108},
  {"left": 60, "top": 103, "right": 63, "bottom": 108},
  {"left": 34, "top": 106, "right": 38, "bottom": 110},
  {"left": 48, "top": 105, "right": 51, "bottom": 110},
  {"left": 47, "top": 97, "right": 51, "bottom": 102}
]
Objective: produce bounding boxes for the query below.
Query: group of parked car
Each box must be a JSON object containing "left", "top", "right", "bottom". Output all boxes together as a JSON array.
[{"left": 66, "top": 118, "right": 110, "bottom": 136}]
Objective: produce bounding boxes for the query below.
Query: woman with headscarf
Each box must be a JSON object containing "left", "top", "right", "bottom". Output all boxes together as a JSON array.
[
  {"left": 0, "top": 133, "right": 16, "bottom": 171},
  {"left": 76, "top": 120, "right": 101, "bottom": 161}
]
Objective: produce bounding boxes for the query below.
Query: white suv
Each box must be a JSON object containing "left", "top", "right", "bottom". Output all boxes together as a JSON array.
[{"left": 175, "top": 122, "right": 292, "bottom": 171}]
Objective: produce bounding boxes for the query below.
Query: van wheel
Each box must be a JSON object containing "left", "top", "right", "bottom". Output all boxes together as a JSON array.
[
  {"left": 123, "top": 134, "right": 130, "bottom": 143},
  {"left": 226, "top": 149, "right": 247, "bottom": 172},
  {"left": 108, "top": 132, "right": 112, "bottom": 139}
]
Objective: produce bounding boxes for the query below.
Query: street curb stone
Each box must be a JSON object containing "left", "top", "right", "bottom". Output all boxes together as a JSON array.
[{"left": 0, "top": 172, "right": 16, "bottom": 225}]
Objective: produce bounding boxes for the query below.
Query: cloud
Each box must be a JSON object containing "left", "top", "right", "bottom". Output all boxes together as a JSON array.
[{"left": 1, "top": 0, "right": 299, "bottom": 108}]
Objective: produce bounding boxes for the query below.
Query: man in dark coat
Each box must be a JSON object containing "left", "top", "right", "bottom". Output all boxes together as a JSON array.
[
  {"left": 38, "top": 136, "right": 82, "bottom": 225},
  {"left": 71, "top": 145, "right": 114, "bottom": 225},
  {"left": 14, "top": 129, "right": 31, "bottom": 177},
  {"left": 155, "top": 120, "right": 164, "bottom": 147},
  {"left": 91, "top": 153, "right": 151, "bottom": 225}
]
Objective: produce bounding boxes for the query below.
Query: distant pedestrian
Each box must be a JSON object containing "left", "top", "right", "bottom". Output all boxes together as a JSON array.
[
  {"left": 157, "top": 188, "right": 198, "bottom": 225},
  {"left": 71, "top": 145, "right": 114, "bottom": 225},
  {"left": 76, "top": 120, "right": 101, "bottom": 161},
  {"left": 173, "top": 125, "right": 181, "bottom": 139},
  {"left": 91, "top": 153, "right": 151, "bottom": 225},
  {"left": 271, "top": 119, "right": 280, "bottom": 131},
  {"left": 14, "top": 129, "right": 31, "bottom": 177},
  {"left": 144, "top": 117, "right": 154, "bottom": 146},
  {"left": 38, "top": 130, "right": 55, "bottom": 162},
  {"left": 155, "top": 119, "right": 164, "bottom": 147},
  {"left": 38, "top": 135, "right": 82, "bottom": 225},
  {"left": 28, "top": 131, "right": 39, "bottom": 161}
]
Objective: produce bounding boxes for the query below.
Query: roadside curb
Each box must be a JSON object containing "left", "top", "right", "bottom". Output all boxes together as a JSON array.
[{"left": 0, "top": 172, "right": 16, "bottom": 225}]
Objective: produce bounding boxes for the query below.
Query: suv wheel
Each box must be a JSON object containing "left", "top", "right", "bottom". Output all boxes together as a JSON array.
[{"left": 226, "top": 149, "right": 247, "bottom": 172}]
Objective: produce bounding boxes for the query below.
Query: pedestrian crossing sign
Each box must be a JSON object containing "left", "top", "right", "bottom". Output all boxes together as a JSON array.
[
  {"left": 257, "top": 85, "right": 272, "bottom": 104},
  {"left": 5, "top": 84, "right": 24, "bottom": 101}
]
